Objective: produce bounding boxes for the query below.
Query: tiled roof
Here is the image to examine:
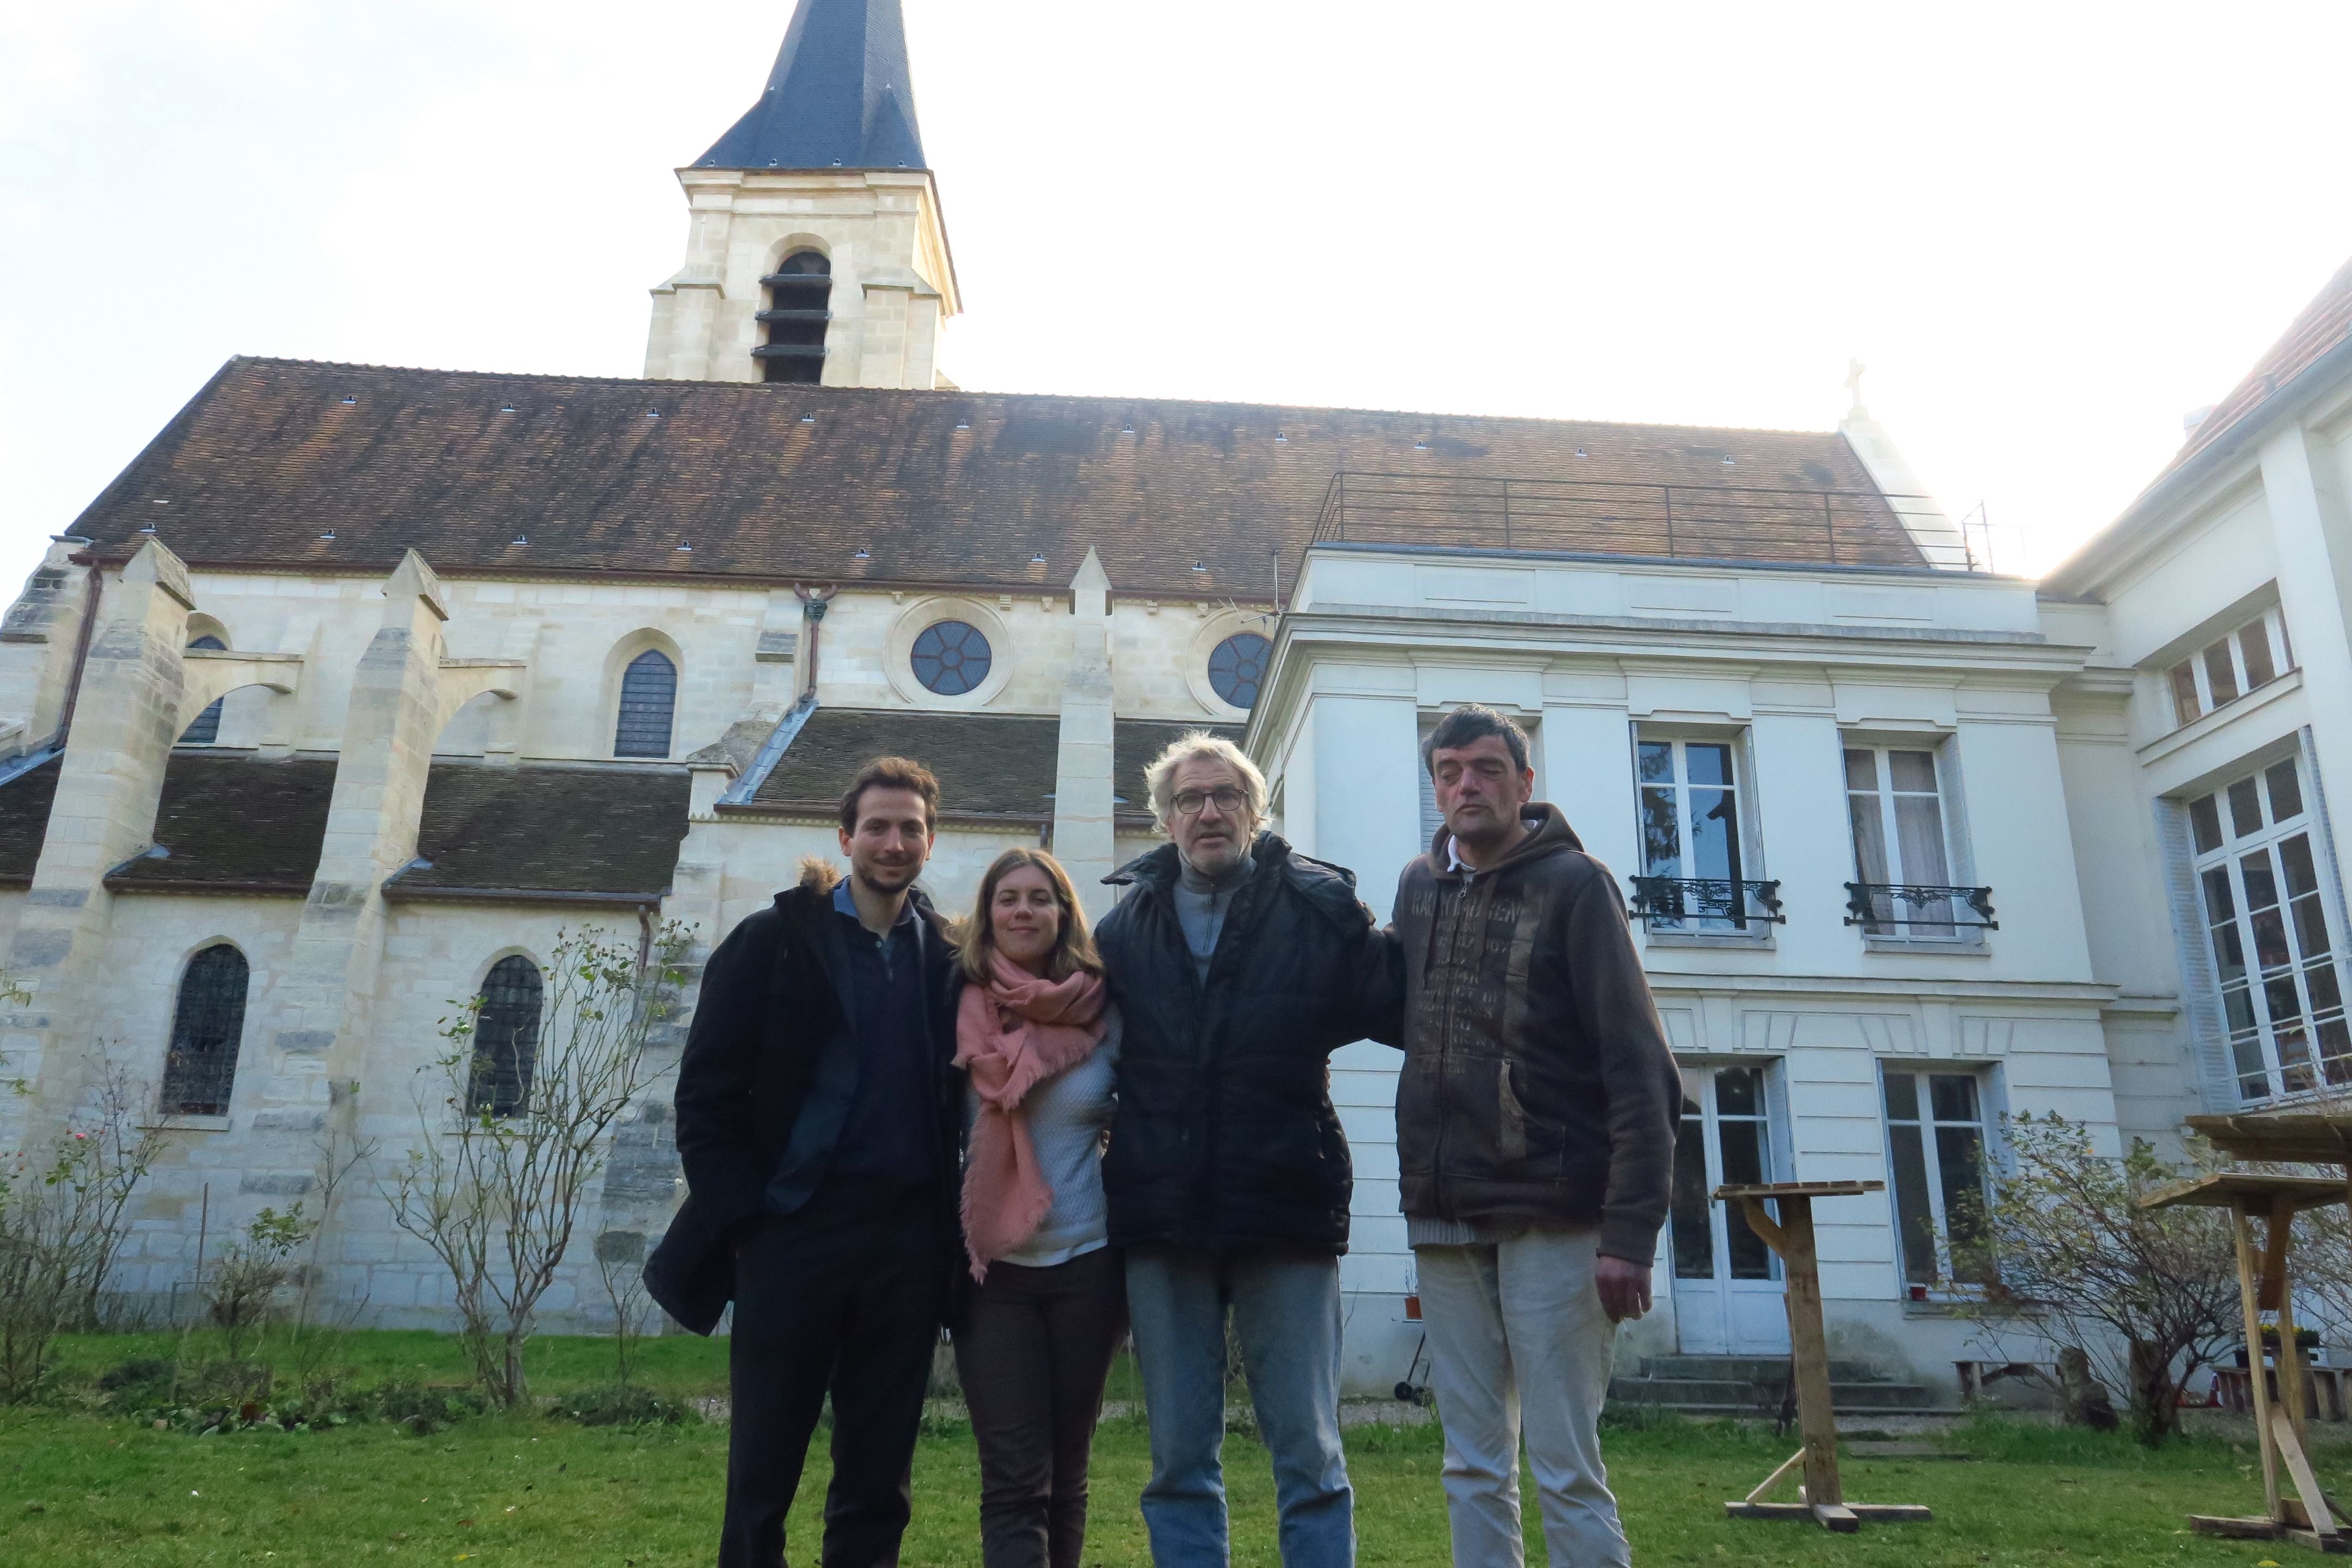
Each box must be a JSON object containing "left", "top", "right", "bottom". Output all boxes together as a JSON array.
[
  {"left": 0, "top": 751, "right": 689, "bottom": 902},
  {"left": 0, "top": 755, "right": 61, "bottom": 886},
  {"left": 385, "top": 761, "right": 691, "bottom": 904},
  {"left": 1113, "top": 719, "right": 1244, "bottom": 829},
  {"left": 2166, "top": 254, "right": 2352, "bottom": 477},
  {"left": 71, "top": 359, "right": 1924, "bottom": 598},
  {"left": 695, "top": 0, "right": 926, "bottom": 172},
  {"left": 108, "top": 754, "right": 336, "bottom": 892},
  {"left": 743, "top": 706, "right": 1061, "bottom": 824}
]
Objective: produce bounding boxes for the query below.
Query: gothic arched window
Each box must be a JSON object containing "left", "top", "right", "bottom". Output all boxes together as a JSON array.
[
  {"left": 756, "top": 250, "right": 831, "bottom": 385},
  {"left": 468, "top": 955, "right": 544, "bottom": 1118},
  {"left": 162, "top": 944, "right": 249, "bottom": 1115},
  {"left": 180, "top": 635, "right": 227, "bottom": 744},
  {"left": 614, "top": 649, "right": 677, "bottom": 758},
  {"left": 1208, "top": 633, "right": 1271, "bottom": 709}
]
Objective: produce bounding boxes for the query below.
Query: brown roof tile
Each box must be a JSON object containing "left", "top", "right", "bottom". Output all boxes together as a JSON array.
[
  {"left": 0, "top": 755, "right": 61, "bottom": 886},
  {"left": 72, "top": 359, "right": 1924, "bottom": 596},
  {"left": 743, "top": 706, "right": 1059, "bottom": 824},
  {"left": 385, "top": 760, "right": 690, "bottom": 904},
  {"left": 2166, "top": 255, "right": 2352, "bottom": 477},
  {"left": 108, "top": 752, "right": 336, "bottom": 892}
]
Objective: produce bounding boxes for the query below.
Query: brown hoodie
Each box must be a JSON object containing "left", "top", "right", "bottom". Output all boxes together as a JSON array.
[{"left": 1389, "top": 803, "right": 1681, "bottom": 1262}]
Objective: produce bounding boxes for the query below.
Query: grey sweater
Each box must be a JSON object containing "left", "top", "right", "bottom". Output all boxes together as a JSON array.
[{"left": 966, "top": 1007, "right": 1124, "bottom": 1268}]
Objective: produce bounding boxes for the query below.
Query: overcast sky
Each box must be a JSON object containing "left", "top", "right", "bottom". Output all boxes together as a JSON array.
[{"left": 5, "top": 0, "right": 2350, "bottom": 591}]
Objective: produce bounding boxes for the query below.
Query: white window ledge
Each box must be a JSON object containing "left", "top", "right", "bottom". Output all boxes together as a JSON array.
[
  {"left": 1862, "top": 936, "right": 1991, "bottom": 958},
  {"left": 1641, "top": 930, "right": 1777, "bottom": 951},
  {"left": 141, "top": 1113, "right": 230, "bottom": 1133}
]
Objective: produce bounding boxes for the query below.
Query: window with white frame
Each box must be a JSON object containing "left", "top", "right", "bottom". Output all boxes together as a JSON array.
[
  {"left": 2166, "top": 607, "right": 2292, "bottom": 729},
  {"left": 1631, "top": 735, "right": 1777, "bottom": 932},
  {"left": 2189, "top": 754, "right": 2348, "bottom": 1101},
  {"left": 1882, "top": 1065, "right": 1994, "bottom": 1290},
  {"left": 1842, "top": 742, "right": 1990, "bottom": 938}
]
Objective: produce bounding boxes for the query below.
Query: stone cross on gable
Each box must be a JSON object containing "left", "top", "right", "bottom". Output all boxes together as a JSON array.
[{"left": 1844, "top": 358, "right": 1869, "bottom": 421}]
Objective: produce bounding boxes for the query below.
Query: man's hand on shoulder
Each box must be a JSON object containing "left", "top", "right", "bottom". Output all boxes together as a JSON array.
[{"left": 1596, "top": 1253, "right": 1653, "bottom": 1323}]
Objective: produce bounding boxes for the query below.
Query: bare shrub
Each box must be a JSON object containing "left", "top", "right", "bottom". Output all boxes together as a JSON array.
[
  {"left": 385, "top": 923, "right": 689, "bottom": 1407},
  {"left": 593, "top": 1228, "right": 652, "bottom": 1387},
  {"left": 0, "top": 1058, "right": 166, "bottom": 1399},
  {"left": 1956, "top": 1113, "right": 2236, "bottom": 1447}
]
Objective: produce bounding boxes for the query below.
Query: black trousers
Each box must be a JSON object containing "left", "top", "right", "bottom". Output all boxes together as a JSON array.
[
  {"left": 952, "top": 1246, "right": 1130, "bottom": 1568},
  {"left": 720, "top": 1196, "right": 945, "bottom": 1568}
]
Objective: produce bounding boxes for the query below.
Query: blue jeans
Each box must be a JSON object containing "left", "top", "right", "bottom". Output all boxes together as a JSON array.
[{"left": 1124, "top": 1245, "right": 1354, "bottom": 1567}]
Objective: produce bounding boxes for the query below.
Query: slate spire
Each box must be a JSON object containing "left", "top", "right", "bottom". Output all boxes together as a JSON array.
[{"left": 695, "top": 0, "right": 927, "bottom": 172}]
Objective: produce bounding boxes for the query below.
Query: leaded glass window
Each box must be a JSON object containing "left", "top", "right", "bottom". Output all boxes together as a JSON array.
[
  {"left": 614, "top": 650, "right": 677, "bottom": 758},
  {"left": 469, "top": 955, "right": 543, "bottom": 1117},
  {"left": 1208, "top": 633, "right": 1271, "bottom": 709},
  {"left": 180, "top": 635, "right": 226, "bottom": 745},
  {"left": 162, "top": 944, "right": 249, "bottom": 1115},
  {"left": 910, "top": 620, "right": 991, "bottom": 696}
]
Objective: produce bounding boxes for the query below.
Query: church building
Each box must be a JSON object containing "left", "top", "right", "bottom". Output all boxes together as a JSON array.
[{"left": 7, "top": 0, "right": 2346, "bottom": 1406}]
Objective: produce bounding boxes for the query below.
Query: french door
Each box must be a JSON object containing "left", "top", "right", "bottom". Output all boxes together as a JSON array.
[{"left": 1668, "top": 1062, "right": 1790, "bottom": 1355}]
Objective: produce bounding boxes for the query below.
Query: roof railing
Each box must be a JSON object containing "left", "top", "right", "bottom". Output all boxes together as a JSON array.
[{"left": 1305, "top": 470, "right": 1990, "bottom": 576}]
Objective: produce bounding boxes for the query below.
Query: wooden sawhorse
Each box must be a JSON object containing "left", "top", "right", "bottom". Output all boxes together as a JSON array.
[
  {"left": 2142, "top": 1170, "right": 2352, "bottom": 1552},
  {"left": 1714, "top": 1180, "right": 1931, "bottom": 1532}
]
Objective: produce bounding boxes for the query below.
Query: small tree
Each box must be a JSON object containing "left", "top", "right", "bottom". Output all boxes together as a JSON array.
[
  {"left": 1957, "top": 1113, "right": 2237, "bottom": 1447},
  {"left": 593, "top": 1229, "right": 652, "bottom": 1387},
  {"left": 386, "top": 923, "right": 688, "bottom": 1407},
  {"left": 0, "top": 1058, "right": 167, "bottom": 1399},
  {"left": 206, "top": 1204, "right": 314, "bottom": 1364}
]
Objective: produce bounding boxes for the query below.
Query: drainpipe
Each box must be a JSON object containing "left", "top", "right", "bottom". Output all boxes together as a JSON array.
[{"left": 793, "top": 584, "right": 836, "bottom": 700}]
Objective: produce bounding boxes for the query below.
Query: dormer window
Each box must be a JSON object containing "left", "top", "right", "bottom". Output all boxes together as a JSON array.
[{"left": 756, "top": 250, "right": 832, "bottom": 385}]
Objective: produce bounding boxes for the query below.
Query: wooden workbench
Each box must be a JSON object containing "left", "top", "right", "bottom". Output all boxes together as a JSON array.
[
  {"left": 2141, "top": 1169, "right": 2352, "bottom": 1552},
  {"left": 1714, "top": 1180, "right": 1931, "bottom": 1531}
]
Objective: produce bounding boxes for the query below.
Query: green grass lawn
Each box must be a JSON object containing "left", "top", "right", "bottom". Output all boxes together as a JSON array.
[{"left": 1, "top": 1333, "right": 2339, "bottom": 1566}]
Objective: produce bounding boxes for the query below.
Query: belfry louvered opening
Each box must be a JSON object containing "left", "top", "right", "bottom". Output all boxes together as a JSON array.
[{"left": 756, "top": 250, "right": 832, "bottom": 384}]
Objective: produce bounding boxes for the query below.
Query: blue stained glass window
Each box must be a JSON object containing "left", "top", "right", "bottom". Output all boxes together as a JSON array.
[
  {"left": 162, "top": 944, "right": 248, "bottom": 1115},
  {"left": 469, "top": 955, "right": 543, "bottom": 1117},
  {"left": 1208, "top": 633, "right": 1271, "bottom": 708},
  {"left": 181, "top": 635, "right": 226, "bottom": 744},
  {"left": 911, "top": 620, "right": 992, "bottom": 696},
  {"left": 614, "top": 649, "right": 677, "bottom": 757}
]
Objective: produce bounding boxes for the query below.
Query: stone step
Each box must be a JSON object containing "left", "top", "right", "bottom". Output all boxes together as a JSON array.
[
  {"left": 1637, "top": 1354, "right": 1891, "bottom": 1384},
  {"left": 1607, "top": 1374, "right": 1935, "bottom": 1412}
]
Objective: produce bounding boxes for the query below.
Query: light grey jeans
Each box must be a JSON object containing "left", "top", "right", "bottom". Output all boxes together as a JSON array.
[{"left": 1414, "top": 1227, "right": 1630, "bottom": 1568}]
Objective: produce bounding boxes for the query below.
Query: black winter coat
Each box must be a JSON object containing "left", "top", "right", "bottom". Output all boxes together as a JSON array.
[
  {"left": 643, "top": 865, "right": 963, "bottom": 1334},
  {"left": 1096, "top": 834, "right": 1402, "bottom": 1255}
]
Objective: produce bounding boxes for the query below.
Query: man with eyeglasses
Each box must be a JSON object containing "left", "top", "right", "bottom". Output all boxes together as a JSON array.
[{"left": 1095, "top": 732, "right": 1400, "bottom": 1568}]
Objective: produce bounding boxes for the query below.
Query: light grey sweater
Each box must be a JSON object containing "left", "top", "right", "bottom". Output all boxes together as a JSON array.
[{"left": 967, "top": 1006, "right": 1123, "bottom": 1269}]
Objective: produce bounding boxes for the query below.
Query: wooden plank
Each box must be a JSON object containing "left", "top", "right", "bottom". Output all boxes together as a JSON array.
[
  {"left": 2276, "top": 1197, "right": 2316, "bottom": 1456},
  {"left": 2282, "top": 1527, "right": 2352, "bottom": 1554},
  {"left": 2189, "top": 1514, "right": 2283, "bottom": 1539},
  {"left": 1810, "top": 1502, "right": 1860, "bottom": 1533},
  {"left": 2235, "top": 1199, "right": 2284, "bottom": 1522},
  {"left": 1777, "top": 1197, "right": 1844, "bottom": 1511},
  {"left": 1744, "top": 1448, "right": 1805, "bottom": 1504},
  {"left": 2186, "top": 1113, "right": 2352, "bottom": 1166},
  {"left": 2140, "top": 1172, "right": 2348, "bottom": 1213},
  {"left": 1714, "top": 1180, "right": 1882, "bottom": 1199},
  {"left": 2265, "top": 1190, "right": 2299, "bottom": 1313},
  {"left": 1845, "top": 1505, "right": 1935, "bottom": 1522},
  {"left": 2274, "top": 1407, "right": 2341, "bottom": 1542},
  {"left": 1737, "top": 1197, "right": 1788, "bottom": 1258}
]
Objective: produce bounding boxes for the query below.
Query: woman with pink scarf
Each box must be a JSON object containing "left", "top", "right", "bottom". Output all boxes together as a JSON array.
[{"left": 952, "top": 847, "right": 1125, "bottom": 1568}]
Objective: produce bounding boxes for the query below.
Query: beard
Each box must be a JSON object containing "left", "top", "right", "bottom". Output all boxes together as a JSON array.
[{"left": 854, "top": 855, "right": 922, "bottom": 895}]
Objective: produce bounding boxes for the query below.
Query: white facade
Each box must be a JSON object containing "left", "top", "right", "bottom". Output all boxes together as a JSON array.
[{"left": 1254, "top": 544, "right": 2128, "bottom": 1397}]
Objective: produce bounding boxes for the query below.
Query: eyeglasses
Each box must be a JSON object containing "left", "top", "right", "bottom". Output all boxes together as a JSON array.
[{"left": 1171, "top": 787, "right": 1249, "bottom": 817}]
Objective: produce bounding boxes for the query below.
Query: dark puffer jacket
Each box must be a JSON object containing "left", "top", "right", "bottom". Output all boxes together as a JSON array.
[
  {"left": 1389, "top": 805, "right": 1680, "bottom": 1263},
  {"left": 1096, "top": 834, "right": 1402, "bottom": 1255}
]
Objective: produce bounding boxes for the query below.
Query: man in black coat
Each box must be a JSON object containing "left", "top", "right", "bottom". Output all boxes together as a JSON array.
[
  {"left": 1096, "top": 733, "right": 1400, "bottom": 1568},
  {"left": 646, "top": 757, "right": 961, "bottom": 1568}
]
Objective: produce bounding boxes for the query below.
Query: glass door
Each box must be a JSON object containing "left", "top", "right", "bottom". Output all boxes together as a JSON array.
[{"left": 1667, "top": 1063, "right": 1790, "bottom": 1355}]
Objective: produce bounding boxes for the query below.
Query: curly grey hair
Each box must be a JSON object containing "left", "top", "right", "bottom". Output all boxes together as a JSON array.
[{"left": 1143, "top": 732, "right": 1268, "bottom": 836}]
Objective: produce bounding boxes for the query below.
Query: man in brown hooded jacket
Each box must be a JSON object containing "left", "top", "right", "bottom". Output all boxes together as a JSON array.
[{"left": 1387, "top": 704, "right": 1680, "bottom": 1568}]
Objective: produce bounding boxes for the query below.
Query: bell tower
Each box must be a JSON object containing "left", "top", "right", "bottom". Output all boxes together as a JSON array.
[{"left": 644, "top": 0, "right": 961, "bottom": 388}]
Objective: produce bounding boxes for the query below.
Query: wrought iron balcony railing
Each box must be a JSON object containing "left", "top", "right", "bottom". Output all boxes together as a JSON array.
[
  {"left": 1843, "top": 883, "right": 1998, "bottom": 934},
  {"left": 1628, "top": 876, "right": 1785, "bottom": 932}
]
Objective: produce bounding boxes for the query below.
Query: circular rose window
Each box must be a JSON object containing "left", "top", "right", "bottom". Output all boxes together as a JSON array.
[
  {"left": 911, "top": 619, "right": 993, "bottom": 696},
  {"left": 1208, "top": 632, "right": 1271, "bottom": 709}
]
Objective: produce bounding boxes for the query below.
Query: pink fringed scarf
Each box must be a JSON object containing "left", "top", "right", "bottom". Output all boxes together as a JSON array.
[{"left": 954, "top": 952, "right": 1107, "bottom": 1281}]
